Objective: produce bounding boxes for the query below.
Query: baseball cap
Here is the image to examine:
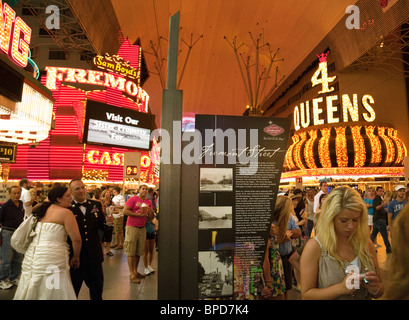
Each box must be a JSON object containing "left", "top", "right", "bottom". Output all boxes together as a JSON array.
[{"left": 394, "top": 185, "right": 406, "bottom": 191}]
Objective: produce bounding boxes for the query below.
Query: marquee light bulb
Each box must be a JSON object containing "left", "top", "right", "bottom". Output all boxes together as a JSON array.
[
  {"left": 318, "top": 128, "right": 332, "bottom": 168},
  {"left": 350, "top": 126, "right": 366, "bottom": 167},
  {"left": 300, "top": 102, "right": 310, "bottom": 128},
  {"left": 365, "top": 126, "right": 382, "bottom": 166},
  {"left": 304, "top": 129, "right": 318, "bottom": 168},
  {"left": 378, "top": 126, "right": 395, "bottom": 166},
  {"left": 293, "top": 132, "right": 307, "bottom": 169},
  {"left": 342, "top": 94, "right": 359, "bottom": 122},
  {"left": 335, "top": 127, "right": 348, "bottom": 167},
  {"left": 311, "top": 60, "right": 337, "bottom": 94}
]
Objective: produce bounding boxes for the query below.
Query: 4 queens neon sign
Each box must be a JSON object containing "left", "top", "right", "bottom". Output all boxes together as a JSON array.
[{"left": 0, "top": 0, "right": 32, "bottom": 67}]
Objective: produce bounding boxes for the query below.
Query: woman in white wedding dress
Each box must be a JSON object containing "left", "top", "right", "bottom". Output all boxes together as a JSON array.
[{"left": 14, "top": 186, "right": 82, "bottom": 300}]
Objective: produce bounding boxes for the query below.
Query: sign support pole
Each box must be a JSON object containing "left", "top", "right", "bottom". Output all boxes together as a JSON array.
[{"left": 158, "top": 11, "right": 183, "bottom": 300}]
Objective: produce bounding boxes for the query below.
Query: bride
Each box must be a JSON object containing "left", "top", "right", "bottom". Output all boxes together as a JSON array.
[{"left": 14, "top": 186, "right": 81, "bottom": 300}]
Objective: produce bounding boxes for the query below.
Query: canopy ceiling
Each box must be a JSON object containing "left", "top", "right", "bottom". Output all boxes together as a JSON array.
[{"left": 107, "top": 0, "right": 357, "bottom": 126}]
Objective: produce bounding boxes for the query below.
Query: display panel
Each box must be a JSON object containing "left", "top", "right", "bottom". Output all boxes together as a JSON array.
[
  {"left": 0, "top": 59, "right": 24, "bottom": 102},
  {"left": 83, "top": 100, "right": 154, "bottom": 151}
]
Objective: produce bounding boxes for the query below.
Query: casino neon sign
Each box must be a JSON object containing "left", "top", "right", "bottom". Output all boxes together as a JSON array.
[
  {"left": 0, "top": 0, "right": 32, "bottom": 67},
  {"left": 86, "top": 150, "right": 150, "bottom": 168},
  {"left": 293, "top": 52, "right": 376, "bottom": 131}
]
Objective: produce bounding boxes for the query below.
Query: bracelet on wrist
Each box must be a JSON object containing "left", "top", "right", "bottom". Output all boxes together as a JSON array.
[{"left": 368, "top": 286, "right": 380, "bottom": 296}]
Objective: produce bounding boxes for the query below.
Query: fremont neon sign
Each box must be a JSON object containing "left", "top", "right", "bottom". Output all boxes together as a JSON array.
[
  {"left": 293, "top": 52, "right": 376, "bottom": 131},
  {"left": 0, "top": 0, "right": 32, "bottom": 67},
  {"left": 44, "top": 66, "right": 150, "bottom": 108}
]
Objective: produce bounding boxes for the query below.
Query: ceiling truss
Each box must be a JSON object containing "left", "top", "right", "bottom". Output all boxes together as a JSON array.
[{"left": 20, "top": 0, "right": 97, "bottom": 63}]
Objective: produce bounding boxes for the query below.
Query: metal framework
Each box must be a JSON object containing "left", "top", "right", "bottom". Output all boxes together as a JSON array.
[
  {"left": 344, "top": 23, "right": 409, "bottom": 76},
  {"left": 20, "top": 0, "right": 97, "bottom": 63},
  {"left": 224, "top": 32, "right": 285, "bottom": 116}
]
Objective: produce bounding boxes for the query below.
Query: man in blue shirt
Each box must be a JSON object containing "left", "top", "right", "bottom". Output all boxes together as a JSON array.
[{"left": 388, "top": 185, "right": 408, "bottom": 241}]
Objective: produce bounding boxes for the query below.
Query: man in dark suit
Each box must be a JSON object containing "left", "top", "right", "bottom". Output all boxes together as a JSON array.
[{"left": 68, "top": 179, "right": 112, "bottom": 300}]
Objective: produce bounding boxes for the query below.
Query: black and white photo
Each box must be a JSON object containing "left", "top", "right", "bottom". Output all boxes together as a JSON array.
[
  {"left": 198, "top": 206, "right": 232, "bottom": 229},
  {"left": 200, "top": 168, "right": 233, "bottom": 191},
  {"left": 198, "top": 250, "right": 233, "bottom": 298}
]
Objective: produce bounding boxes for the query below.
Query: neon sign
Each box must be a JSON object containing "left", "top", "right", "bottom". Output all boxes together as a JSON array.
[
  {"left": 93, "top": 53, "right": 139, "bottom": 80},
  {"left": 44, "top": 66, "right": 150, "bottom": 108},
  {"left": 293, "top": 52, "right": 376, "bottom": 131},
  {"left": 0, "top": 0, "right": 32, "bottom": 67},
  {"left": 87, "top": 150, "right": 124, "bottom": 166},
  {"left": 86, "top": 150, "right": 151, "bottom": 168}
]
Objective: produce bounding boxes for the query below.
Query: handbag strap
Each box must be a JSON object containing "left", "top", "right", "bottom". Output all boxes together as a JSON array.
[{"left": 30, "top": 216, "right": 39, "bottom": 234}]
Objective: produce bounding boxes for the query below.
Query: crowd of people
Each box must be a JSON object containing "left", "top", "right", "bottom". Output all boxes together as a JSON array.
[
  {"left": 0, "top": 179, "right": 159, "bottom": 299},
  {"left": 261, "top": 182, "right": 409, "bottom": 300},
  {"left": 2, "top": 178, "right": 409, "bottom": 300}
]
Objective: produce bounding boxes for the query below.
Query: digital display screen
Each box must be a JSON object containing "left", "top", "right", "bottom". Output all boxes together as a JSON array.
[{"left": 83, "top": 100, "right": 154, "bottom": 151}]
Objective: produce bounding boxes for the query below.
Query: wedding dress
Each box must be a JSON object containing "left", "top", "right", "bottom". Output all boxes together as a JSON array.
[{"left": 14, "top": 222, "right": 76, "bottom": 300}]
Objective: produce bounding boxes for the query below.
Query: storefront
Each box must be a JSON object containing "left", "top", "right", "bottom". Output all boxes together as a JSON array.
[{"left": 4, "top": 37, "right": 159, "bottom": 187}]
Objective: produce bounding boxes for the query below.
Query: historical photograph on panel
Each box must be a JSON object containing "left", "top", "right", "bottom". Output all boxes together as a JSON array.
[
  {"left": 198, "top": 251, "right": 233, "bottom": 299},
  {"left": 199, "top": 206, "right": 232, "bottom": 229},
  {"left": 200, "top": 168, "right": 233, "bottom": 191}
]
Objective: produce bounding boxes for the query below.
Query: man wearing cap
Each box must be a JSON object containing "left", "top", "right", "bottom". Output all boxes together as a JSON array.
[{"left": 387, "top": 185, "right": 408, "bottom": 239}]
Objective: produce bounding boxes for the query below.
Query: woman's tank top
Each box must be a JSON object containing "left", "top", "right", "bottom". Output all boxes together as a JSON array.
[{"left": 313, "top": 237, "right": 371, "bottom": 300}]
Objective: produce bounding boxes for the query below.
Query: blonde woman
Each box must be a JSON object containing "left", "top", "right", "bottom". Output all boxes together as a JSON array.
[
  {"left": 300, "top": 186, "right": 383, "bottom": 300},
  {"left": 383, "top": 204, "right": 409, "bottom": 300},
  {"left": 261, "top": 196, "right": 293, "bottom": 300}
]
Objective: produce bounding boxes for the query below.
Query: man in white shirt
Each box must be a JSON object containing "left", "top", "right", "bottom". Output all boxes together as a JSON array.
[
  {"left": 19, "top": 179, "right": 36, "bottom": 218},
  {"left": 313, "top": 181, "right": 328, "bottom": 214},
  {"left": 112, "top": 187, "right": 125, "bottom": 213}
]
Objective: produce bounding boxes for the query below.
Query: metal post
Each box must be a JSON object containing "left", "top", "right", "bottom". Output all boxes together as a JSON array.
[{"left": 158, "top": 11, "right": 183, "bottom": 300}]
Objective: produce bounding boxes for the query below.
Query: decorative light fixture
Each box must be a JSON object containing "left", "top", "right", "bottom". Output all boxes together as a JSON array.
[
  {"left": 286, "top": 123, "right": 407, "bottom": 170},
  {"left": 285, "top": 51, "right": 407, "bottom": 179},
  {"left": 318, "top": 127, "right": 332, "bottom": 168}
]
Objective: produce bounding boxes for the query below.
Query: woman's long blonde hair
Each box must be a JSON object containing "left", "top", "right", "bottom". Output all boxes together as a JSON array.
[
  {"left": 272, "top": 195, "right": 292, "bottom": 239},
  {"left": 315, "top": 186, "right": 374, "bottom": 271},
  {"left": 383, "top": 204, "right": 409, "bottom": 299}
]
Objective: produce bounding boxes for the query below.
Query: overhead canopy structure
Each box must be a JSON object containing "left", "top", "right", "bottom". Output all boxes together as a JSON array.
[{"left": 65, "top": 0, "right": 359, "bottom": 127}]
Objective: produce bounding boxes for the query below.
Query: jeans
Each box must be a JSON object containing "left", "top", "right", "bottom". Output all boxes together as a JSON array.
[
  {"left": 0, "top": 229, "right": 24, "bottom": 281},
  {"left": 306, "top": 219, "right": 314, "bottom": 238},
  {"left": 370, "top": 219, "right": 392, "bottom": 253}
]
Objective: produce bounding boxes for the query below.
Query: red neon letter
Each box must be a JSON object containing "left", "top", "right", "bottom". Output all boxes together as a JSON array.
[
  {"left": 11, "top": 17, "right": 32, "bottom": 67},
  {"left": 0, "top": 2, "right": 16, "bottom": 55}
]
